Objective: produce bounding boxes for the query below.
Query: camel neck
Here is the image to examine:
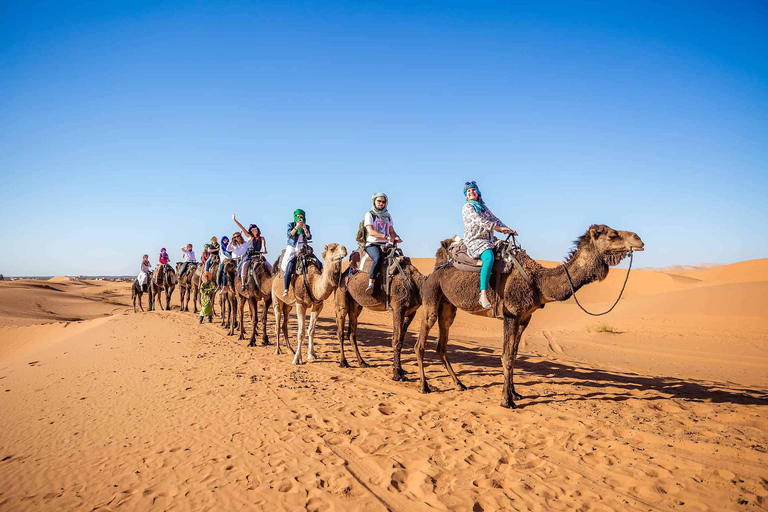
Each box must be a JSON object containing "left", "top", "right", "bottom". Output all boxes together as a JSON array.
[{"left": 540, "top": 252, "right": 607, "bottom": 303}]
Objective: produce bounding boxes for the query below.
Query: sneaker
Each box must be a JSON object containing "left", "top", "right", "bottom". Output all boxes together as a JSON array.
[
  {"left": 208, "top": 316, "right": 213, "bottom": 323},
  {"left": 365, "top": 283, "right": 374, "bottom": 295},
  {"left": 282, "top": 289, "right": 288, "bottom": 297},
  {"left": 479, "top": 291, "right": 492, "bottom": 310},
  {"left": 199, "top": 316, "right": 203, "bottom": 324}
]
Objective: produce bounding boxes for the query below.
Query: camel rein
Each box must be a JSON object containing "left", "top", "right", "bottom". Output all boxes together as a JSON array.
[{"left": 561, "top": 251, "right": 634, "bottom": 316}]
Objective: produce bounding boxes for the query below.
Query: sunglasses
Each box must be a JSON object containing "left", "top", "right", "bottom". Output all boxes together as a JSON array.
[{"left": 465, "top": 181, "right": 477, "bottom": 186}]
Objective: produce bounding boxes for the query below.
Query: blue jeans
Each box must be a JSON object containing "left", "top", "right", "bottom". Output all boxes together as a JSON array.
[
  {"left": 217, "top": 262, "right": 226, "bottom": 286},
  {"left": 480, "top": 249, "right": 494, "bottom": 291},
  {"left": 365, "top": 245, "right": 382, "bottom": 280},
  {"left": 284, "top": 254, "right": 322, "bottom": 291}
]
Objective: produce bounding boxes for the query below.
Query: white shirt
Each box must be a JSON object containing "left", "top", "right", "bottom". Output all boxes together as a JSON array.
[
  {"left": 364, "top": 212, "right": 394, "bottom": 245},
  {"left": 140, "top": 261, "right": 151, "bottom": 273},
  {"left": 181, "top": 248, "right": 197, "bottom": 263},
  {"left": 230, "top": 243, "right": 249, "bottom": 259}
]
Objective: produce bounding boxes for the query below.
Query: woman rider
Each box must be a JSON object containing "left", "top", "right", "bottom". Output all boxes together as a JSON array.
[
  {"left": 462, "top": 181, "right": 517, "bottom": 309},
  {"left": 216, "top": 235, "right": 232, "bottom": 288},
  {"left": 204, "top": 236, "right": 221, "bottom": 273},
  {"left": 232, "top": 213, "right": 268, "bottom": 290},
  {"left": 280, "top": 209, "right": 319, "bottom": 297},
  {"left": 363, "top": 192, "right": 402, "bottom": 294}
]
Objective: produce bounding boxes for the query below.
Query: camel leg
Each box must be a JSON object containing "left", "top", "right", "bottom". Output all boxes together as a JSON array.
[
  {"left": 248, "top": 297, "right": 258, "bottom": 347},
  {"left": 510, "top": 317, "right": 531, "bottom": 401},
  {"left": 306, "top": 306, "right": 321, "bottom": 361},
  {"left": 166, "top": 289, "right": 172, "bottom": 311},
  {"left": 292, "top": 303, "right": 306, "bottom": 365},
  {"left": 238, "top": 295, "right": 246, "bottom": 341},
  {"left": 138, "top": 292, "right": 144, "bottom": 313},
  {"left": 391, "top": 307, "right": 408, "bottom": 381},
  {"left": 416, "top": 302, "right": 440, "bottom": 394},
  {"left": 435, "top": 302, "right": 464, "bottom": 391},
  {"left": 501, "top": 316, "right": 521, "bottom": 409},
  {"left": 193, "top": 285, "right": 199, "bottom": 314},
  {"left": 348, "top": 301, "right": 368, "bottom": 368},
  {"left": 282, "top": 304, "right": 293, "bottom": 354},
  {"left": 273, "top": 299, "right": 283, "bottom": 355},
  {"left": 261, "top": 297, "right": 271, "bottom": 346},
  {"left": 335, "top": 292, "right": 350, "bottom": 368}
]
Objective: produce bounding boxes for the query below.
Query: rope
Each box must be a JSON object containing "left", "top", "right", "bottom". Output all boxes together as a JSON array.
[{"left": 562, "top": 251, "right": 634, "bottom": 316}]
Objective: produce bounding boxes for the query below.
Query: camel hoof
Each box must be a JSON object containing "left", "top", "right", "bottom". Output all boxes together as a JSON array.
[
  {"left": 247, "top": 341, "right": 257, "bottom": 348},
  {"left": 455, "top": 382, "right": 467, "bottom": 392},
  {"left": 418, "top": 383, "right": 431, "bottom": 394},
  {"left": 307, "top": 355, "right": 317, "bottom": 363},
  {"left": 513, "top": 392, "right": 523, "bottom": 401},
  {"left": 292, "top": 359, "right": 304, "bottom": 365},
  {"left": 359, "top": 361, "right": 371, "bottom": 368},
  {"left": 261, "top": 340, "right": 271, "bottom": 346},
  {"left": 500, "top": 399, "right": 518, "bottom": 410},
  {"left": 339, "top": 359, "right": 351, "bottom": 369},
  {"left": 392, "top": 374, "right": 408, "bottom": 382}
]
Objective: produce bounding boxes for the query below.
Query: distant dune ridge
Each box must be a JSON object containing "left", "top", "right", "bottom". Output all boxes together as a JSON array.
[
  {"left": 0, "top": 258, "right": 766, "bottom": 510},
  {"left": 636, "top": 263, "right": 723, "bottom": 272}
]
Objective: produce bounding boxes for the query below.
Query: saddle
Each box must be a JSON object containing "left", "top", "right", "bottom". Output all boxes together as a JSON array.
[
  {"left": 446, "top": 236, "right": 518, "bottom": 274},
  {"left": 348, "top": 245, "right": 407, "bottom": 280},
  {"left": 243, "top": 254, "right": 270, "bottom": 290},
  {"left": 275, "top": 246, "right": 320, "bottom": 280}
]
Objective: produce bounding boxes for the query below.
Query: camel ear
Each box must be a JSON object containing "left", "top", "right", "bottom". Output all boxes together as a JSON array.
[{"left": 324, "top": 244, "right": 328, "bottom": 251}]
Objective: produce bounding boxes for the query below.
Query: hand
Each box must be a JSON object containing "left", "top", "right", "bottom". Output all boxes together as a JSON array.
[{"left": 232, "top": 213, "right": 237, "bottom": 221}]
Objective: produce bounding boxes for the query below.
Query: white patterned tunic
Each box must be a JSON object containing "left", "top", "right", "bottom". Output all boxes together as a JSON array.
[{"left": 462, "top": 202, "right": 507, "bottom": 259}]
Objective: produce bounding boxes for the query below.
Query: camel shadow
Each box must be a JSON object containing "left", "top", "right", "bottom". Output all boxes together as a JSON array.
[{"left": 324, "top": 321, "right": 768, "bottom": 407}]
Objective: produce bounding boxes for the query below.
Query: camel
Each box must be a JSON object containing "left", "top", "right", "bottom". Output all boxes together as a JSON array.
[
  {"left": 271, "top": 243, "right": 347, "bottom": 365},
  {"left": 176, "top": 262, "right": 201, "bottom": 313},
  {"left": 334, "top": 247, "right": 425, "bottom": 379},
  {"left": 234, "top": 255, "right": 275, "bottom": 347},
  {"left": 150, "top": 265, "right": 177, "bottom": 311},
  {"left": 416, "top": 224, "right": 644, "bottom": 409},
  {"left": 131, "top": 278, "right": 153, "bottom": 312}
]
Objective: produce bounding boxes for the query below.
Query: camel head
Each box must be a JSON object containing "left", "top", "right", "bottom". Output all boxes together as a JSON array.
[
  {"left": 435, "top": 237, "right": 457, "bottom": 267},
  {"left": 322, "top": 243, "right": 348, "bottom": 272},
  {"left": 579, "top": 224, "right": 644, "bottom": 267}
]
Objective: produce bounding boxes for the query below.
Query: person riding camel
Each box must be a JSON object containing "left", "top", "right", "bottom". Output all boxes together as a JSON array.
[
  {"left": 137, "top": 254, "right": 152, "bottom": 290},
  {"left": 280, "top": 208, "right": 321, "bottom": 297},
  {"left": 155, "top": 248, "right": 171, "bottom": 285},
  {"left": 363, "top": 192, "right": 402, "bottom": 294},
  {"left": 462, "top": 181, "right": 517, "bottom": 309},
  {"left": 204, "top": 236, "right": 221, "bottom": 273},
  {"left": 178, "top": 243, "right": 197, "bottom": 280},
  {"left": 216, "top": 235, "right": 232, "bottom": 288},
  {"left": 232, "top": 213, "right": 268, "bottom": 291}
]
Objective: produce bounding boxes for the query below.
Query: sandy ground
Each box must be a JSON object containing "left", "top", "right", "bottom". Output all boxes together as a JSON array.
[{"left": 0, "top": 261, "right": 766, "bottom": 511}]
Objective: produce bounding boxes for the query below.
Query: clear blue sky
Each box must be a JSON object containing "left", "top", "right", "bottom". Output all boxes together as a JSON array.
[{"left": 1, "top": 0, "right": 766, "bottom": 276}]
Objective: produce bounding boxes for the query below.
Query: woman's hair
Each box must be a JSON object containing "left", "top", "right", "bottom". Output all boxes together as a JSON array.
[
  {"left": 143, "top": 254, "right": 149, "bottom": 259},
  {"left": 211, "top": 236, "right": 218, "bottom": 242},
  {"left": 248, "top": 224, "right": 260, "bottom": 237},
  {"left": 161, "top": 248, "right": 166, "bottom": 252}
]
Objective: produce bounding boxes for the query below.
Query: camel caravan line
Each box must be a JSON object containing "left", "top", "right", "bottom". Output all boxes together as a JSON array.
[{"left": 132, "top": 222, "right": 643, "bottom": 409}]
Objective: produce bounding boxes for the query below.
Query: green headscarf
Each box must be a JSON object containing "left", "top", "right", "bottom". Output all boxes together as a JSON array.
[{"left": 293, "top": 209, "right": 307, "bottom": 235}]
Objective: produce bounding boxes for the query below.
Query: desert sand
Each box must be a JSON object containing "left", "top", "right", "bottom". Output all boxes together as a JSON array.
[{"left": 0, "top": 260, "right": 766, "bottom": 511}]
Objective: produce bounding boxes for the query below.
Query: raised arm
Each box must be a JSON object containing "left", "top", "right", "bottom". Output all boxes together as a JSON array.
[{"left": 232, "top": 213, "right": 250, "bottom": 239}]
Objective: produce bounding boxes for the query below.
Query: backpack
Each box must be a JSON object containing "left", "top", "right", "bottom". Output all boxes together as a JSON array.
[{"left": 355, "top": 220, "right": 367, "bottom": 247}]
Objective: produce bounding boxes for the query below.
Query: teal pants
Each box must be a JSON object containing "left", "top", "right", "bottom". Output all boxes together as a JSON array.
[{"left": 480, "top": 249, "right": 494, "bottom": 291}]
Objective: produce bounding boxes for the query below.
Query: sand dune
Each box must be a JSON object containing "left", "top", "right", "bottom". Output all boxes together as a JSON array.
[{"left": 0, "top": 260, "right": 766, "bottom": 510}]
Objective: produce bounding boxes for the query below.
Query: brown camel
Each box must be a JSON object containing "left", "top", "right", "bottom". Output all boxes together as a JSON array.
[
  {"left": 131, "top": 277, "right": 153, "bottom": 313},
  {"left": 234, "top": 255, "right": 275, "bottom": 347},
  {"left": 334, "top": 249, "right": 425, "bottom": 379},
  {"left": 416, "top": 224, "right": 644, "bottom": 409},
  {"left": 176, "top": 262, "right": 201, "bottom": 313},
  {"left": 217, "top": 259, "right": 238, "bottom": 332},
  {"left": 271, "top": 243, "right": 347, "bottom": 365},
  {"left": 150, "top": 265, "right": 176, "bottom": 311}
]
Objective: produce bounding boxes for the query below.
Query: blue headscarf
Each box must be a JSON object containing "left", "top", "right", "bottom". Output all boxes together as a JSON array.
[
  {"left": 463, "top": 181, "right": 486, "bottom": 213},
  {"left": 221, "top": 236, "right": 229, "bottom": 251}
]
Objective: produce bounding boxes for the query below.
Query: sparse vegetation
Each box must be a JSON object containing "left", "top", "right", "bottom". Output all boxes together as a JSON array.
[{"left": 588, "top": 323, "right": 622, "bottom": 334}]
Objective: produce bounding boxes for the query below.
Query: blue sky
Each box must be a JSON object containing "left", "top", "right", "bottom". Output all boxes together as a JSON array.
[{"left": 1, "top": 0, "right": 766, "bottom": 276}]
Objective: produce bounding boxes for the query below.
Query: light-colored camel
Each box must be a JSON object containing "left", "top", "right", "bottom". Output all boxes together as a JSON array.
[
  {"left": 271, "top": 243, "right": 347, "bottom": 365},
  {"left": 335, "top": 253, "right": 425, "bottom": 379},
  {"left": 176, "top": 262, "right": 201, "bottom": 313},
  {"left": 150, "top": 265, "right": 176, "bottom": 311},
  {"left": 416, "top": 224, "right": 644, "bottom": 409},
  {"left": 234, "top": 256, "right": 275, "bottom": 347}
]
